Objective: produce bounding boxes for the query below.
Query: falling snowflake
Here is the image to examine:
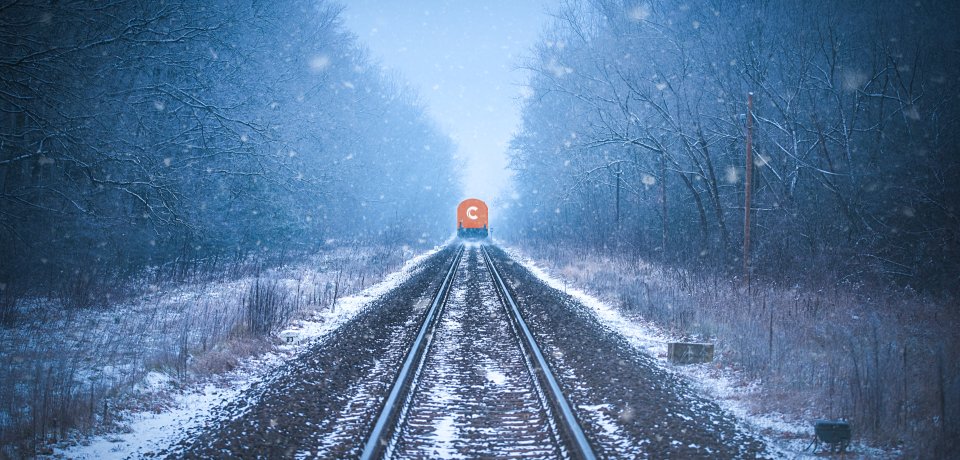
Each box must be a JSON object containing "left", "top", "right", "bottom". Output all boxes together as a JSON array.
[
  {"left": 842, "top": 70, "right": 868, "bottom": 92},
  {"left": 309, "top": 55, "right": 330, "bottom": 72},
  {"left": 754, "top": 153, "right": 770, "bottom": 167},
  {"left": 628, "top": 4, "right": 651, "bottom": 22},
  {"left": 545, "top": 58, "right": 573, "bottom": 78},
  {"left": 724, "top": 166, "right": 740, "bottom": 184}
]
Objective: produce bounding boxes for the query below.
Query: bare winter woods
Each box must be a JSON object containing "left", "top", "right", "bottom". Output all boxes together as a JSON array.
[
  {"left": 1, "top": 0, "right": 958, "bottom": 456},
  {"left": 0, "top": 1, "right": 459, "bottom": 302},
  {"left": 0, "top": 2, "right": 460, "bottom": 453},
  {"left": 506, "top": 0, "right": 959, "bottom": 292},
  {"left": 504, "top": 1, "right": 959, "bottom": 455}
]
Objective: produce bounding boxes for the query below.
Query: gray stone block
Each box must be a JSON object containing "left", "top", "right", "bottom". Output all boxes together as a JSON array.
[{"left": 668, "top": 342, "right": 714, "bottom": 364}]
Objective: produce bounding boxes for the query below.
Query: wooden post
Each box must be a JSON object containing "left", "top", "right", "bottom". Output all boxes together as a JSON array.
[
  {"left": 743, "top": 92, "right": 753, "bottom": 287},
  {"left": 660, "top": 152, "right": 668, "bottom": 260},
  {"left": 615, "top": 166, "right": 621, "bottom": 228}
]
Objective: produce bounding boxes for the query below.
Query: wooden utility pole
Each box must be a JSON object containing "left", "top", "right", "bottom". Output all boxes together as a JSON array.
[
  {"left": 614, "top": 166, "right": 621, "bottom": 228},
  {"left": 660, "top": 152, "right": 668, "bottom": 261},
  {"left": 743, "top": 92, "right": 754, "bottom": 287}
]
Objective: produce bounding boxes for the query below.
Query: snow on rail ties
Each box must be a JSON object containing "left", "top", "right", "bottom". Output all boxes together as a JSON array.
[
  {"left": 360, "top": 245, "right": 465, "bottom": 459},
  {"left": 362, "top": 244, "right": 596, "bottom": 459},
  {"left": 482, "top": 245, "right": 597, "bottom": 460}
]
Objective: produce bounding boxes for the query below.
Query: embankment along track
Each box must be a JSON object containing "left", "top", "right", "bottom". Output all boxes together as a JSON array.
[
  {"left": 164, "top": 244, "right": 768, "bottom": 459},
  {"left": 484, "top": 245, "right": 768, "bottom": 458},
  {"left": 165, "top": 246, "right": 460, "bottom": 459}
]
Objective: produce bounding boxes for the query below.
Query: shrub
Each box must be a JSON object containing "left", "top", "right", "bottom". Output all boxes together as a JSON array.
[{"left": 244, "top": 277, "right": 293, "bottom": 337}]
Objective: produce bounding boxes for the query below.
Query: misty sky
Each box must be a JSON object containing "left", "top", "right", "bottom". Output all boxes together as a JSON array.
[{"left": 342, "top": 1, "right": 558, "bottom": 204}]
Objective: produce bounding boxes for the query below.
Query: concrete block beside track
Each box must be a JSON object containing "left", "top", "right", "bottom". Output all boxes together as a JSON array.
[{"left": 667, "top": 342, "right": 715, "bottom": 364}]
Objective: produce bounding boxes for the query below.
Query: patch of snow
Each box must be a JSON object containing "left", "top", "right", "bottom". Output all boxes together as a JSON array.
[
  {"left": 137, "top": 371, "right": 173, "bottom": 392},
  {"left": 431, "top": 414, "right": 460, "bottom": 458},
  {"left": 579, "top": 404, "right": 621, "bottom": 439},
  {"left": 486, "top": 370, "right": 506, "bottom": 385}
]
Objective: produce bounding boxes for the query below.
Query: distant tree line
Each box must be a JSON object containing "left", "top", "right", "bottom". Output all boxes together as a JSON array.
[
  {"left": 506, "top": 0, "right": 960, "bottom": 291},
  {"left": 0, "top": 1, "right": 459, "bottom": 295}
]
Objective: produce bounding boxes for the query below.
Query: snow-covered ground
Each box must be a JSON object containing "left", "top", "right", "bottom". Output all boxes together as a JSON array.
[
  {"left": 7, "top": 244, "right": 443, "bottom": 459},
  {"left": 51, "top": 354, "right": 284, "bottom": 459},
  {"left": 501, "top": 245, "right": 895, "bottom": 459},
  {"left": 30, "top": 241, "right": 898, "bottom": 458}
]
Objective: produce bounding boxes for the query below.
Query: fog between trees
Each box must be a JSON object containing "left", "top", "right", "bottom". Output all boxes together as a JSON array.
[
  {"left": 504, "top": 0, "right": 960, "bottom": 292},
  {"left": 0, "top": 1, "right": 460, "bottom": 295}
]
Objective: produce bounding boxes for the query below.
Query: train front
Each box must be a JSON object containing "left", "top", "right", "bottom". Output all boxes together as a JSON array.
[{"left": 456, "top": 198, "right": 489, "bottom": 239}]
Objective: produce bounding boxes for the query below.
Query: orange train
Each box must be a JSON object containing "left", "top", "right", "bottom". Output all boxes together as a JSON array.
[{"left": 456, "top": 198, "right": 489, "bottom": 239}]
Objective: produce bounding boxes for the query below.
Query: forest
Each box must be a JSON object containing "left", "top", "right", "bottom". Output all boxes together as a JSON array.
[
  {"left": 0, "top": 1, "right": 459, "bottom": 306},
  {"left": 502, "top": 1, "right": 959, "bottom": 455},
  {"left": 505, "top": 0, "right": 959, "bottom": 292},
  {"left": 1, "top": 0, "right": 958, "bottom": 457}
]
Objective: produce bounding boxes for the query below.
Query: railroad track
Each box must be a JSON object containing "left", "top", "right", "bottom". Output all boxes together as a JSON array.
[
  {"left": 360, "top": 244, "right": 596, "bottom": 459},
  {"left": 171, "top": 243, "right": 766, "bottom": 458}
]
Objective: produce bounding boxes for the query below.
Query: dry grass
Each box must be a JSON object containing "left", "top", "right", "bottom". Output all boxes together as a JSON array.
[
  {"left": 0, "top": 243, "right": 414, "bottom": 458},
  {"left": 522, "top": 242, "right": 959, "bottom": 458}
]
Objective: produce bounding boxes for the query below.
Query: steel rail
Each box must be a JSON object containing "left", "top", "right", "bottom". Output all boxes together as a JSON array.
[
  {"left": 360, "top": 245, "right": 465, "bottom": 460},
  {"left": 481, "top": 245, "right": 597, "bottom": 460}
]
